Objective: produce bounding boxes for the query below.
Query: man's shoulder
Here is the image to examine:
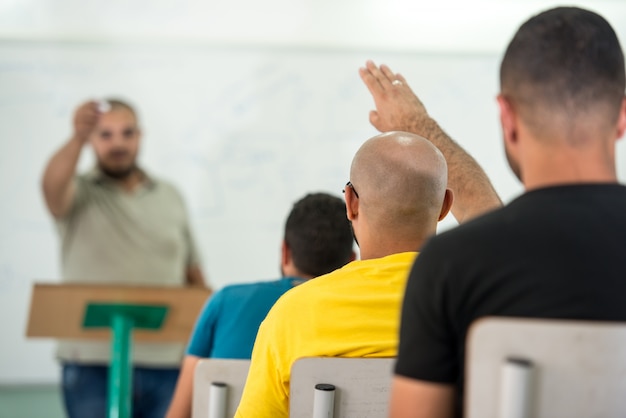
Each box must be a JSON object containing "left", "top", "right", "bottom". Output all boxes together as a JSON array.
[
  {"left": 430, "top": 183, "right": 626, "bottom": 249},
  {"left": 269, "top": 263, "right": 362, "bottom": 309},
  {"left": 219, "top": 278, "right": 290, "bottom": 299},
  {"left": 140, "top": 173, "right": 191, "bottom": 208},
  {"left": 144, "top": 173, "right": 181, "bottom": 193},
  {"left": 264, "top": 275, "right": 332, "bottom": 317},
  {"left": 425, "top": 205, "right": 513, "bottom": 252},
  {"left": 74, "top": 170, "right": 99, "bottom": 187}
]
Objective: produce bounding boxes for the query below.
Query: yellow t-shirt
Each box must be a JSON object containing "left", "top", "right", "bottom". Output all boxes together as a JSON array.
[{"left": 235, "top": 251, "right": 417, "bottom": 418}]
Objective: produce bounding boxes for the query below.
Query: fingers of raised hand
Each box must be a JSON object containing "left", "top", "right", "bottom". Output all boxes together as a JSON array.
[
  {"left": 364, "top": 61, "right": 406, "bottom": 92},
  {"left": 369, "top": 109, "right": 380, "bottom": 127},
  {"left": 379, "top": 64, "right": 398, "bottom": 86},
  {"left": 77, "top": 101, "right": 100, "bottom": 119},
  {"left": 359, "top": 66, "right": 379, "bottom": 95},
  {"left": 381, "top": 65, "right": 405, "bottom": 89},
  {"left": 366, "top": 61, "right": 395, "bottom": 90},
  {"left": 83, "top": 105, "right": 100, "bottom": 123},
  {"left": 74, "top": 102, "right": 101, "bottom": 137}
]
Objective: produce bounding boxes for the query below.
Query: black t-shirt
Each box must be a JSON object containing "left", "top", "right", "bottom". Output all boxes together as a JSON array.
[{"left": 396, "top": 184, "right": 626, "bottom": 416}]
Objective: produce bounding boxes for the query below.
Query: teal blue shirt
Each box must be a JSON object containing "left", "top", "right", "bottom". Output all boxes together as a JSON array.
[{"left": 186, "top": 277, "right": 303, "bottom": 359}]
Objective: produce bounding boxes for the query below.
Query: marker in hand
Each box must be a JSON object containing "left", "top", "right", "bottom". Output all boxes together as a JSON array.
[{"left": 97, "top": 99, "right": 111, "bottom": 113}]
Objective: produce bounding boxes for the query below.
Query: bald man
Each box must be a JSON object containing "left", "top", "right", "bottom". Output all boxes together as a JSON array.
[{"left": 235, "top": 107, "right": 501, "bottom": 417}]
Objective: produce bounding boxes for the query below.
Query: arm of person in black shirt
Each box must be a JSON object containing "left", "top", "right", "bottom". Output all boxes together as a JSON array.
[{"left": 389, "top": 378, "right": 454, "bottom": 418}]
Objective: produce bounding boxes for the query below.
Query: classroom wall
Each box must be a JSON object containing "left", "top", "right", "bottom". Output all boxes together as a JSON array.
[{"left": 0, "top": 0, "right": 624, "bottom": 384}]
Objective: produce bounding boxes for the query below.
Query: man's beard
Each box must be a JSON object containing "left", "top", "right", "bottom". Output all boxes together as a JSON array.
[{"left": 99, "top": 162, "right": 138, "bottom": 180}]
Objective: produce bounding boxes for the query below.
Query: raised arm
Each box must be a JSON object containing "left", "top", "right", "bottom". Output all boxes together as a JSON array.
[
  {"left": 42, "top": 101, "right": 101, "bottom": 218},
  {"left": 359, "top": 61, "right": 501, "bottom": 223}
]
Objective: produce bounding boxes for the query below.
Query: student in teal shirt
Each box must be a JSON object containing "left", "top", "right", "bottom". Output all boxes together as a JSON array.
[
  {"left": 166, "top": 193, "right": 355, "bottom": 417},
  {"left": 186, "top": 277, "right": 304, "bottom": 359}
]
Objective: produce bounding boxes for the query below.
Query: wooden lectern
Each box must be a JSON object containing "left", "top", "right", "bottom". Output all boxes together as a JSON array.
[{"left": 26, "top": 283, "right": 211, "bottom": 418}]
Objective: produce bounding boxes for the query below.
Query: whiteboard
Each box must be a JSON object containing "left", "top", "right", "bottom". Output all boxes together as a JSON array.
[{"left": 0, "top": 41, "right": 622, "bottom": 383}]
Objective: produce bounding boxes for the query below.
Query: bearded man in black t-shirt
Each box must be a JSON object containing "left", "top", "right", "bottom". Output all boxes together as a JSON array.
[{"left": 382, "top": 6, "right": 626, "bottom": 418}]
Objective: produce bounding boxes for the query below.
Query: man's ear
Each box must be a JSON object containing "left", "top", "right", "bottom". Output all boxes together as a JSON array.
[
  {"left": 345, "top": 186, "right": 359, "bottom": 221},
  {"left": 497, "top": 94, "right": 518, "bottom": 147},
  {"left": 616, "top": 96, "right": 626, "bottom": 140},
  {"left": 438, "top": 189, "right": 454, "bottom": 221},
  {"left": 280, "top": 240, "right": 290, "bottom": 269}
]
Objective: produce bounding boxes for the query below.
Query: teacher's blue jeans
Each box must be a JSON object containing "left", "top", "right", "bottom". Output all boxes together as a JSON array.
[{"left": 62, "top": 363, "right": 179, "bottom": 418}]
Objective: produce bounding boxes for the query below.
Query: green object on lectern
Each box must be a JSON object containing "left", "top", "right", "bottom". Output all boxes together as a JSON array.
[{"left": 83, "top": 303, "right": 168, "bottom": 418}]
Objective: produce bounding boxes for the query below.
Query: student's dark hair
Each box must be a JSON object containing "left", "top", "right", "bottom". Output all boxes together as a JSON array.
[
  {"left": 284, "top": 193, "right": 354, "bottom": 277},
  {"left": 500, "top": 7, "right": 625, "bottom": 120}
]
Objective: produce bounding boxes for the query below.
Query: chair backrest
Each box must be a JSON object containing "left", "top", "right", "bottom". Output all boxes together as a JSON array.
[
  {"left": 192, "top": 359, "right": 250, "bottom": 418},
  {"left": 289, "top": 357, "right": 395, "bottom": 418},
  {"left": 465, "top": 317, "right": 626, "bottom": 418}
]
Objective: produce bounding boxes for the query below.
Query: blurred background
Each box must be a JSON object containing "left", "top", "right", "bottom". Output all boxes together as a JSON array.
[{"left": 0, "top": 0, "right": 624, "bottom": 416}]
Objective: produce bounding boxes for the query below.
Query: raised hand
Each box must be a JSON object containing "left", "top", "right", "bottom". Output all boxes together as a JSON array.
[
  {"left": 72, "top": 101, "right": 102, "bottom": 144},
  {"left": 359, "top": 60, "right": 428, "bottom": 134},
  {"left": 359, "top": 60, "right": 502, "bottom": 223}
]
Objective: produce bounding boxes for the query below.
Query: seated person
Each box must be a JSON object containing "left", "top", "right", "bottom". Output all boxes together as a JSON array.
[
  {"left": 235, "top": 71, "right": 502, "bottom": 416},
  {"left": 389, "top": 7, "right": 626, "bottom": 418},
  {"left": 166, "top": 192, "right": 355, "bottom": 418}
]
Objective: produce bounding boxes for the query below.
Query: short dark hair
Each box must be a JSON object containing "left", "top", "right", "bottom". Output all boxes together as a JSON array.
[
  {"left": 105, "top": 98, "right": 139, "bottom": 121},
  {"left": 284, "top": 193, "right": 354, "bottom": 277},
  {"left": 500, "top": 7, "right": 625, "bottom": 123}
]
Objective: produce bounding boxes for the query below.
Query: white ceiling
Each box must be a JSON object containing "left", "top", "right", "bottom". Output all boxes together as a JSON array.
[{"left": 0, "top": 0, "right": 624, "bottom": 54}]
